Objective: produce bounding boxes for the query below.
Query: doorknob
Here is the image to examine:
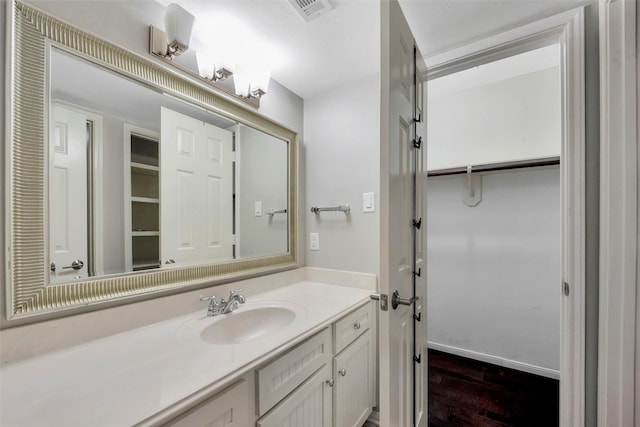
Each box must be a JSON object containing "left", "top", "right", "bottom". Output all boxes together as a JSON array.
[{"left": 391, "top": 290, "right": 418, "bottom": 310}]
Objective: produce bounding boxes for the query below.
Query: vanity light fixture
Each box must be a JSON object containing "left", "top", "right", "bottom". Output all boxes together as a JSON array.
[
  {"left": 148, "top": 3, "right": 264, "bottom": 106},
  {"left": 150, "top": 3, "right": 195, "bottom": 59},
  {"left": 195, "top": 52, "right": 233, "bottom": 82},
  {"left": 233, "top": 62, "right": 271, "bottom": 99}
]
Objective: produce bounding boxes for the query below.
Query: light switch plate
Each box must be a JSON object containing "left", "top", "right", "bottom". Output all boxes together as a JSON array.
[{"left": 363, "top": 192, "right": 375, "bottom": 213}]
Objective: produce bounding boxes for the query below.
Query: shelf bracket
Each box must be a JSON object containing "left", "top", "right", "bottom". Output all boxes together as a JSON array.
[{"left": 463, "top": 165, "right": 482, "bottom": 207}]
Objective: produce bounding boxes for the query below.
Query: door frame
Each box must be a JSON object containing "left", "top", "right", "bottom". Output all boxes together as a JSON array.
[
  {"left": 425, "top": 8, "right": 586, "bottom": 426},
  {"left": 597, "top": 1, "right": 638, "bottom": 425}
]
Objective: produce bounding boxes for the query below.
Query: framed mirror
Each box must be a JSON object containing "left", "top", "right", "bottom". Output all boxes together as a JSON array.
[{"left": 6, "top": 1, "right": 299, "bottom": 320}]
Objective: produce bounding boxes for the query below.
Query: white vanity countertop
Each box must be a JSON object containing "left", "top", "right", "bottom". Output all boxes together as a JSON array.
[{"left": 0, "top": 282, "right": 372, "bottom": 426}]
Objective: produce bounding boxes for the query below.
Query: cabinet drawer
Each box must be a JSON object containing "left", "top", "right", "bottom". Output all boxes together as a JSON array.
[
  {"left": 334, "top": 302, "right": 373, "bottom": 354},
  {"left": 256, "top": 328, "right": 332, "bottom": 416}
]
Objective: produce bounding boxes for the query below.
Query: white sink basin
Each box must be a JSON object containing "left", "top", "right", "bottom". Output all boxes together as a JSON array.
[{"left": 177, "top": 301, "right": 307, "bottom": 345}]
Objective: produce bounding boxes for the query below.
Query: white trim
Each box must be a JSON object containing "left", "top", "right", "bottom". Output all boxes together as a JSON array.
[
  {"left": 560, "top": 9, "right": 586, "bottom": 427},
  {"left": 428, "top": 342, "right": 560, "bottom": 380},
  {"left": 598, "top": 1, "right": 638, "bottom": 426},
  {"left": 425, "top": 8, "right": 587, "bottom": 80},
  {"left": 87, "top": 111, "right": 104, "bottom": 276},
  {"left": 426, "top": 8, "right": 586, "bottom": 427}
]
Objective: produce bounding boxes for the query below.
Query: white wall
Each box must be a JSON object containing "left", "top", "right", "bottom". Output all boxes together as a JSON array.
[
  {"left": 428, "top": 66, "right": 561, "bottom": 171},
  {"left": 237, "top": 125, "right": 288, "bottom": 258},
  {"left": 427, "top": 168, "right": 561, "bottom": 375},
  {"left": 304, "top": 74, "right": 380, "bottom": 275}
]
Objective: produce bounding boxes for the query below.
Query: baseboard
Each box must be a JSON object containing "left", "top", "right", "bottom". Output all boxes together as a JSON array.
[
  {"left": 428, "top": 341, "right": 560, "bottom": 380},
  {"left": 364, "top": 409, "right": 380, "bottom": 426}
]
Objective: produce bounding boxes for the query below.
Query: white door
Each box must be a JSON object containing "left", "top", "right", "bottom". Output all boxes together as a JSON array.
[
  {"left": 49, "top": 104, "right": 88, "bottom": 283},
  {"left": 160, "top": 107, "right": 234, "bottom": 266},
  {"left": 379, "top": 1, "right": 428, "bottom": 426}
]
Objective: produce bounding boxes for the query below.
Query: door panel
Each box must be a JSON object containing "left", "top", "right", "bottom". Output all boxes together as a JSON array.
[
  {"left": 50, "top": 104, "right": 88, "bottom": 283},
  {"left": 379, "top": 1, "right": 428, "bottom": 426},
  {"left": 161, "top": 107, "right": 234, "bottom": 266}
]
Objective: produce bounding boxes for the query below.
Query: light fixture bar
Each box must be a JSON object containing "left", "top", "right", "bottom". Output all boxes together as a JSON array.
[{"left": 148, "top": 26, "right": 260, "bottom": 108}]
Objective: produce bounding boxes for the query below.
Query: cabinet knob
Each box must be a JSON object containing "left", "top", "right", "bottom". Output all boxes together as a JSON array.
[
  {"left": 326, "top": 378, "right": 334, "bottom": 387},
  {"left": 353, "top": 322, "right": 361, "bottom": 330},
  {"left": 338, "top": 368, "right": 347, "bottom": 376}
]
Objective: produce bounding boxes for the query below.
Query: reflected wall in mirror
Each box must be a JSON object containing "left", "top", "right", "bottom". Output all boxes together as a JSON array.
[{"left": 7, "top": 1, "right": 298, "bottom": 320}]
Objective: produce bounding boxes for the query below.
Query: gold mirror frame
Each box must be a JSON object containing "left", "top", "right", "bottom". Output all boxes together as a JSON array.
[{"left": 5, "top": 1, "right": 299, "bottom": 320}]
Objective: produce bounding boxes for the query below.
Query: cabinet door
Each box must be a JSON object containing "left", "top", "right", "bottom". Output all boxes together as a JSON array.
[
  {"left": 334, "top": 330, "right": 374, "bottom": 427},
  {"left": 166, "top": 379, "right": 249, "bottom": 427},
  {"left": 257, "top": 364, "right": 332, "bottom": 427}
]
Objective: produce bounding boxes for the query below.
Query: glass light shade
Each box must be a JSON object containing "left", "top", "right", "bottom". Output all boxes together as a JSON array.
[
  {"left": 249, "top": 67, "right": 271, "bottom": 94},
  {"left": 233, "top": 65, "right": 251, "bottom": 97},
  {"left": 196, "top": 51, "right": 214, "bottom": 79},
  {"left": 165, "top": 4, "right": 195, "bottom": 49}
]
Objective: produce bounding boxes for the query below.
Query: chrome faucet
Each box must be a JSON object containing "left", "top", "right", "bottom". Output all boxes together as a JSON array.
[
  {"left": 200, "top": 295, "right": 222, "bottom": 317},
  {"left": 200, "top": 289, "right": 246, "bottom": 317},
  {"left": 221, "top": 289, "right": 246, "bottom": 314}
]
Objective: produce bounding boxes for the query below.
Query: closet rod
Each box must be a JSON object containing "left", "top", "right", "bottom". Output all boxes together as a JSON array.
[{"left": 427, "top": 156, "right": 560, "bottom": 177}]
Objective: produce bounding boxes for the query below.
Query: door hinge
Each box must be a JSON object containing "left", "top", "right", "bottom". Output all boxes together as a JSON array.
[
  {"left": 413, "top": 354, "right": 422, "bottom": 364},
  {"left": 563, "top": 281, "right": 570, "bottom": 296},
  {"left": 413, "top": 312, "right": 421, "bottom": 322}
]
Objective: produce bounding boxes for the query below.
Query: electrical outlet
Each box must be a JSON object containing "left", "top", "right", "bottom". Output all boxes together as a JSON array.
[{"left": 310, "top": 233, "right": 320, "bottom": 250}]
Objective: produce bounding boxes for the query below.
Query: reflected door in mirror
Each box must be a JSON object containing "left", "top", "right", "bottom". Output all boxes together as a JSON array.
[
  {"left": 160, "top": 107, "right": 234, "bottom": 266},
  {"left": 50, "top": 104, "right": 90, "bottom": 283}
]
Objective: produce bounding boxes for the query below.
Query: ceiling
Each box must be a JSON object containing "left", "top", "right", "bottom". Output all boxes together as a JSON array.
[{"left": 165, "top": 0, "right": 589, "bottom": 100}]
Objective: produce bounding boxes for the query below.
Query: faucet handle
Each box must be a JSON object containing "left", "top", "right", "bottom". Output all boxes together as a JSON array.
[
  {"left": 200, "top": 295, "right": 217, "bottom": 305},
  {"left": 229, "top": 289, "right": 246, "bottom": 303}
]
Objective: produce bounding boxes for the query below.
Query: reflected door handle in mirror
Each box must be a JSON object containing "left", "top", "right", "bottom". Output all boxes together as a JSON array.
[{"left": 50, "top": 260, "right": 84, "bottom": 272}]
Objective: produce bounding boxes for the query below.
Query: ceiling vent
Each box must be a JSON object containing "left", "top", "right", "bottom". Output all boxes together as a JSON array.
[{"left": 287, "top": 0, "right": 333, "bottom": 22}]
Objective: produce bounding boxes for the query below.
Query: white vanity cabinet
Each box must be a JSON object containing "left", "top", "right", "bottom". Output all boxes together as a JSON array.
[
  {"left": 332, "top": 303, "right": 375, "bottom": 427},
  {"left": 257, "top": 364, "right": 333, "bottom": 427},
  {"left": 256, "top": 302, "right": 376, "bottom": 427},
  {"left": 166, "top": 377, "right": 254, "bottom": 427}
]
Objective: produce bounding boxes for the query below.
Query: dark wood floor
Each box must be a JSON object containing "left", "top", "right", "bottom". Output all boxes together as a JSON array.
[{"left": 428, "top": 349, "right": 559, "bottom": 427}]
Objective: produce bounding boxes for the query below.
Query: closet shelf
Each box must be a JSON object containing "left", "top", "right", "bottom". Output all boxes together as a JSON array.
[
  {"left": 131, "top": 162, "right": 159, "bottom": 173},
  {"left": 132, "top": 196, "right": 159, "bottom": 204},
  {"left": 132, "top": 231, "right": 160, "bottom": 237}
]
